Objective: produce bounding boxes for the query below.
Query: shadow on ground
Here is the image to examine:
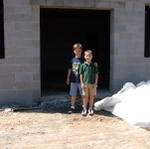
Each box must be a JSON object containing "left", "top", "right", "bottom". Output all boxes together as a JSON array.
[{"left": 0, "top": 97, "right": 115, "bottom": 118}]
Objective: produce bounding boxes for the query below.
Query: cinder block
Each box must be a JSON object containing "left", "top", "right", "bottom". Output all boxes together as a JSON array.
[
  {"left": 14, "top": 81, "right": 32, "bottom": 90},
  {"left": 4, "top": 0, "right": 31, "bottom": 6},
  {"left": 0, "top": 74, "right": 15, "bottom": 81},
  {"left": 46, "top": 0, "right": 64, "bottom": 6},
  {"left": 15, "top": 72, "right": 33, "bottom": 81},
  {"left": 0, "top": 81, "right": 16, "bottom": 90},
  {"left": 32, "top": 89, "right": 41, "bottom": 99},
  {"left": 15, "top": 57, "right": 33, "bottom": 64},
  {"left": 115, "top": 24, "right": 126, "bottom": 32},
  {"left": 64, "top": 0, "right": 94, "bottom": 8},
  {"left": 5, "top": 40, "right": 16, "bottom": 49},
  {"left": 5, "top": 14, "right": 33, "bottom": 23},
  {"left": 32, "top": 47, "right": 40, "bottom": 57},
  {"left": 0, "top": 58, "right": 15, "bottom": 65},
  {"left": 31, "top": 0, "right": 46, "bottom": 5},
  {"left": 31, "top": 81, "right": 40, "bottom": 89},
  {"left": 4, "top": 6, "right": 16, "bottom": 15},
  {"left": 32, "top": 64, "right": 40, "bottom": 72},
  {"left": 94, "top": 0, "right": 110, "bottom": 8},
  {"left": 110, "top": 1, "right": 125, "bottom": 9},
  {"left": 15, "top": 31, "right": 34, "bottom": 40},
  {"left": 15, "top": 40, "right": 33, "bottom": 48},
  {"left": 0, "top": 90, "right": 17, "bottom": 99},
  {"left": 33, "top": 73, "right": 40, "bottom": 80},
  {"left": 0, "top": 64, "right": 23, "bottom": 73},
  {"left": 22, "top": 65, "right": 34, "bottom": 72},
  {"left": 33, "top": 57, "right": 40, "bottom": 64},
  {"left": 14, "top": 6, "right": 33, "bottom": 14},
  {"left": 16, "top": 90, "right": 35, "bottom": 105},
  {"left": 15, "top": 22, "right": 33, "bottom": 31}
]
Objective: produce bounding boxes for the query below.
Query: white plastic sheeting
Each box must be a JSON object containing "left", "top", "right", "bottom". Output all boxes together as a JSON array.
[{"left": 94, "top": 80, "right": 150, "bottom": 128}]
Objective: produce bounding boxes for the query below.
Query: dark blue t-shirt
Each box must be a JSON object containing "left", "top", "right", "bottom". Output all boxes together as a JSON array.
[{"left": 68, "top": 57, "right": 84, "bottom": 83}]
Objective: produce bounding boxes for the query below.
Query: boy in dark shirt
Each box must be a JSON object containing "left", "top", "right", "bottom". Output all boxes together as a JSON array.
[{"left": 66, "top": 43, "right": 84, "bottom": 113}]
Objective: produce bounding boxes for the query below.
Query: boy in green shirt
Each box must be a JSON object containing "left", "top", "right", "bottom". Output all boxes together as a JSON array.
[{"left": 79, "top": 50, "right": 99, "bottom": 116}]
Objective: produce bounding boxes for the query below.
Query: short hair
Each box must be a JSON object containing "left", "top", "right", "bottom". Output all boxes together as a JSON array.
[
  {"left": 84, "top": 50, "right": 93, "bottom": 55},
  {"left": 72, "top": 43, "right": 83, "bottom": 50}
]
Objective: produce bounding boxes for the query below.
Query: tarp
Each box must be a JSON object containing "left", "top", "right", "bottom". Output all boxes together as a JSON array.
[{"left": 94, "top": 80, "right": 150, "bottom": 128}]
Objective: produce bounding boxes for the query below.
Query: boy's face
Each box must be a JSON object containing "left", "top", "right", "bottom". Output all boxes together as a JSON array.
[
  {"left": 84, "top": 52, "right": 93, "bottom": 62},
  {"left": 73, "top": 48, "right": 82, "bottom": 57}
]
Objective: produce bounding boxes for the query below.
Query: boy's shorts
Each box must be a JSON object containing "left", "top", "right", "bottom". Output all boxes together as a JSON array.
[
  {"left": 82, "top": 84, "right": 96, "bottom": 96},
  {"left": 69, "top": 82, "right": 82, "bottom": 96}
]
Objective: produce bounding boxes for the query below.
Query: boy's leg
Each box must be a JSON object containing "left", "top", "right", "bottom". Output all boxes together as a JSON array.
[
  {"left": 69, "top": 83, "right": 78, "bottom": 106},
  {"left": 89, "top": 95, "right": 94, "bottom": 108},
  {"left": 68, "top": 83, "right": 77, "bottom": 113},
  {"left": 88, "top": 85, "right": 96, "bottom": 115},
  {"left": 81, "top": 84, "right": 89, "bottom": 107},
  {"left": 71, "top": 96, "right": 76, "bottom": 107},
  {"left": 82, "top": 95, "right": 88, "bottom": 108},
  {"left": 68, "top": 96, "right": 76, "bottom": 114},
  {"left": 88, "top": 95, "right": 94, "bottom": 115},
  {"left": 70, "top": 83, "right": 81, "bottom": 110},
  {"left": 81, "top": 85, "right": 89, "bottom": 115},
  {"left": 81, "top": 95, "right": 88, "bottom": 116},
  {"left": 89, "top": 84, "right": 96, "bottom": 107}
]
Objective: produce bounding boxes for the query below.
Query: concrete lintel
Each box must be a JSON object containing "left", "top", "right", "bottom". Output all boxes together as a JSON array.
[
  {"left": 31, "top": 0, "right": 47, "bottom": 5},
  {"left": 30, "top": 0, "right": 125, "bottom": 9}
]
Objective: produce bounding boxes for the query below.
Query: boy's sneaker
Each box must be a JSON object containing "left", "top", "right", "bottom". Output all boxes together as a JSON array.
[
  {"left": 88, "top": 107, "right": 94, "bottom": 115},
  {"left": 81, "top": 106, "right": 87, "bottom": 116},
  {"left": 68, "top": 106, "right": 75, "bottom": 114}
]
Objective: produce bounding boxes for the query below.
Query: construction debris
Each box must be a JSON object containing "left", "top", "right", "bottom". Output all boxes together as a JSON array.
[{"left": 0, "top": 106, "right": 40, "bottom": 113}]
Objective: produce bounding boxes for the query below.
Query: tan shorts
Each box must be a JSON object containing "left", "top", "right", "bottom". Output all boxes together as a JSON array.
[{"left": 82, "top": 84, "right": 96, "bottom": 96}]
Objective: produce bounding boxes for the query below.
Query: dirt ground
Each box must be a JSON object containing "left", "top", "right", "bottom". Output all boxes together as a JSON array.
[{"left": 0, "top": 102, "right": 150, "bottom": 149}]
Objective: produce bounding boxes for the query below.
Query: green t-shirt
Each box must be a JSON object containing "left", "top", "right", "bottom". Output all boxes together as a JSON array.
[{"left": 79, "top": 62, "right": 99, "bottom": 84}]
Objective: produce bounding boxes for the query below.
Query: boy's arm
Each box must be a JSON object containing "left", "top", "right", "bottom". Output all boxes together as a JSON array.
[
  {"left": 80, "top": 74, "right": 84, "bottom": 88},
  {"left": 79, "top": 64, "right": 84, "bottom": 88},
  {"left": 94, "top": 73, "right": 99, "bottom": 88},
  {"left": 66, "top": 69, "right": 71, "bottom": 85}
]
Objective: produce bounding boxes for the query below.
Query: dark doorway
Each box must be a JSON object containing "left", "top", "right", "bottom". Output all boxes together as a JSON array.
[{"left": 40, "top": 8, "right": 110, "bottom": 95}]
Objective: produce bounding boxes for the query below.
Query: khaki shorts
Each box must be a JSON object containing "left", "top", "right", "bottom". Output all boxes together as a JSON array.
[{"left": 82, "top": 84, "right": 96, "bottom": 96}]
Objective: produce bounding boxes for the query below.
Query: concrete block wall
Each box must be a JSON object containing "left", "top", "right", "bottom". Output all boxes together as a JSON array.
[
  {"left": 1, "top": 0, "right": 40, "bottom": 105},
  {"left": 0, "top": 0, "right": 150, "bottom": 105},
  {"left": 110, "top": 0, "right": 150, "bottom": 91}
]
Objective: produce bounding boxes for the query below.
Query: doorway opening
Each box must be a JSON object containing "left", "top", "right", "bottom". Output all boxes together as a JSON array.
[{"left": 40, "top": 8, "right": 110, "bottom": 95}]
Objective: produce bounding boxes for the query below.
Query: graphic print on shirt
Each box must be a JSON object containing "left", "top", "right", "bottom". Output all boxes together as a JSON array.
[{"left": 72, "top": 62, "right": 81, "bottom": 76}]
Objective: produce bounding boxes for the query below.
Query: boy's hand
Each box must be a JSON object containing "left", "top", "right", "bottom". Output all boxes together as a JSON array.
[
  {"left": 94, "top": 83, "right": 98, "bottom": 88},
  {"left": 81, "top": 83, "right": 85, "bottom": 89}
]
